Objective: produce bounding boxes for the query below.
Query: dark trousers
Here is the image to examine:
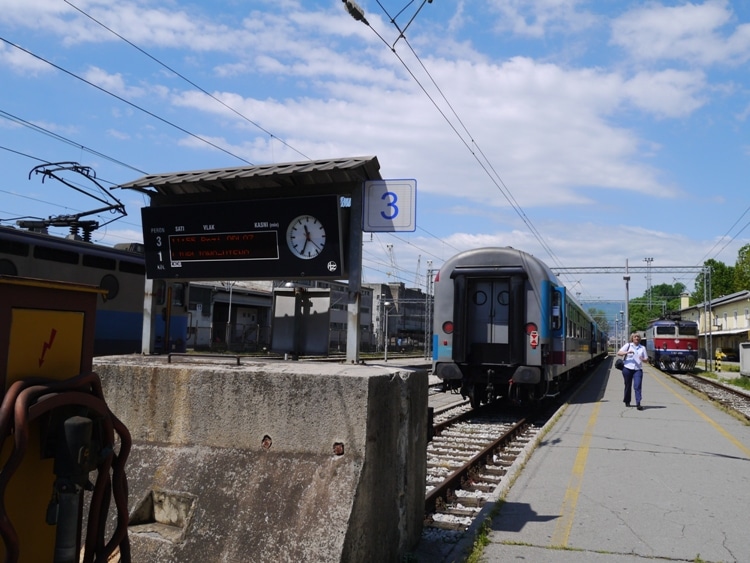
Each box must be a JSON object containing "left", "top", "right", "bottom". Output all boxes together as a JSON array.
[{"left": 622, "top": 367, "right": 643, "bottom": 405}]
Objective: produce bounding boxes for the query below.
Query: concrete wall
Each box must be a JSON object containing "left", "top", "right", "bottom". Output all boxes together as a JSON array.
[{"left": 93, "top": 356, "right": 427, "bottom": 562}]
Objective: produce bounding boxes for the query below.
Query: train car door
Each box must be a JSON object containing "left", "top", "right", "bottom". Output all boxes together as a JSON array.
[
  {"left": 467, "top": 279, "right": 510, "bottom": 347},
  {"left": 462, "top": 276, "right": 526, "bottom": 365},
  {"left": 451, "top": 268, "right": 526, "bottom": 366},
  {"left": 550, "top": 286, "right": 566, "bottom": 364}
]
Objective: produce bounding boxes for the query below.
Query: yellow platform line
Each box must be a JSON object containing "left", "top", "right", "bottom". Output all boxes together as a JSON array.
[
  {"left": 551, "top": 368, "right": 750, "bottom": 549},
  {"left": 550, "top": 399, "right": 601, "bottom": 547}
]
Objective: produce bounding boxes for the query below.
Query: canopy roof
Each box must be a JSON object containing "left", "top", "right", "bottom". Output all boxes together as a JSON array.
[{"left": 116, "top": 156, "right": 382, "bottom": 204}]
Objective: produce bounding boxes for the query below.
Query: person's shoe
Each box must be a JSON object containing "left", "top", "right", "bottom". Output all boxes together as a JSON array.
[
  {"left": 625, "top": 402, "right": 630, "bottom": 407},
  {"left": 637, "top": 405, "right": 643, "bottom": 411}
]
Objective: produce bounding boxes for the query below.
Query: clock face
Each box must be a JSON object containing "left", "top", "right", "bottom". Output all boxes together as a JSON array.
[{"left": 286, "top": 215, "right": 326, "bottom": 259}]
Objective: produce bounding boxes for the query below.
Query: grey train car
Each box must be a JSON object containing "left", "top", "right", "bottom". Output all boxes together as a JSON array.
[{"left": 432, "top": 247, "right": 607, "bottom": 408}]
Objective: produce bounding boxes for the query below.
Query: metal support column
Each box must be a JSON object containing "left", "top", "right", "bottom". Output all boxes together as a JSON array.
[{"left": 346, "top": 189, "right": 363, "bottom": 364}]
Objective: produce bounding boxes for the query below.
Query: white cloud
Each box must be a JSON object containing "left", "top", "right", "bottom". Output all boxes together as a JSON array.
[
  {"left": 82, "top": 66, "right": 147, "bottom": 98},
  {"left": 2, "top": 0, "right": 748, "bottom": 298},
  {"left": 486, "top": 0, "right": 599, "bottom": 38},
  {"left": 0, "top": 41, "right": 53, "bottom": 75},
  {"left": 611, "top": 0, "right": 750, "bottom": 66},
  {"left": 624, "top": 69, "right": 708, "bottom": 118}
]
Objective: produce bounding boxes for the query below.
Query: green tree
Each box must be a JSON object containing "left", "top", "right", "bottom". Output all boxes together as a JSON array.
[
  {"left": 628, "top": 302, "right": 652, "bottom": 332},
  {"left": 627, "top": 281, "right": 689, "bottom": 332},
  {"left": 642, "top": 281, "right": 687, "bottom": 315},
  {"left": 733, "top": 243, "right": 750, "bottom": 291},
  {"left": 692, "top": 259, "right": 734, "bottom": 303}
]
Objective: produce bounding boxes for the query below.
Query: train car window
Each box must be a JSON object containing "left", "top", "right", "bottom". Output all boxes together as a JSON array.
[
  {"left": 82, "top": 254, "right": 117, "bottom": 271},
  {"left": 656, "top": 327, "right": 675, "bottom": 335},
  {"left": 33, "top": 245, "right": 79, "bottom": 265},
  {"left": 680, "top": 325, "right": 698, "bottom": 336},
  {"left": 0, "top": 239, "right": 29, "bottom": 257},
  {"left": 99, "top": 274, "right": 120, "bottom": 300},
  {"left": 497, "top": 290, "right": 509, "bottom": 305},
  {"left": 119, "top": 260, "right": 146, "bottom": 275},
  {"left": 155, "top": 280, "right": 167, "bottom": 306},
  {"left": 169, "top": 282, "right": 186, "bottom": 307},
  {"left": 472, "top": 291, "right": 487, "bottom": 305},
  {"left": 0, "top": 259, "right": 18, "bottom": 276},
  {"left": 551, "top": 289, "right": 563, "bottom": 331}
]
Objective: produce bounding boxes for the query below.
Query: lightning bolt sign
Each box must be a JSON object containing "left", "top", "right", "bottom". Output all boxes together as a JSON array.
[{"left": 38, "top": 328, "right": 57, "bottom": 368}]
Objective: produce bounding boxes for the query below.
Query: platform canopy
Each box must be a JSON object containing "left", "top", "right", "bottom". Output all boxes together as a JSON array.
[
  {"left": 116, "top": 156, "right": 382, "bottom": 363},
  {"left": 116, "top": 156, "right": 382, "bottom": 203}
]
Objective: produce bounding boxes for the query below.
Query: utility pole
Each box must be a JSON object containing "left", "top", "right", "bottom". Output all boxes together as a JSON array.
[
  {"left": 644, "top": 257, "right": 653, "bottom": 309},
  {"left": 386, "top": 244, "right": 397, "bottom": 279},
  {"left": 623, "top": 259, "right": 630, "bottom": 339},
  {"left": 424, "top": 260, "right": 433, "bottom": 359}
]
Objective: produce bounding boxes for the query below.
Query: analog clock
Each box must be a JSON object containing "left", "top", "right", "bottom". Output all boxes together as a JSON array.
[{"left": 286, "top": 215, "right": 326, "bottom": 259}]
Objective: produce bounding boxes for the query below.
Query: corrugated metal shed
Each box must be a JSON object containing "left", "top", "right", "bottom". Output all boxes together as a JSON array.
[{"left": 116, "top": 156, "right": 382, "bottom": 203}]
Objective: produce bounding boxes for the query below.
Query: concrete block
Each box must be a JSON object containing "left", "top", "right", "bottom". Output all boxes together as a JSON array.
[{"left": 93, "top": 357, "right": 427, "bottom": 562}]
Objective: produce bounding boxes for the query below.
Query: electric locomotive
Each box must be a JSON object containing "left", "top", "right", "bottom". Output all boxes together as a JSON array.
[
  {"left": 644, "top": 318, "right": 698, "bottom": 372},
  {"left": 0, "top": 225, "right": 189, "bottom": 355},
  {"left": 432, "top": 247, "right": 606, "bottom": 408}
]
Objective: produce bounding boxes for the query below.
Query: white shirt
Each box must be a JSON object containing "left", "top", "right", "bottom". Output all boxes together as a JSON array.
[{"left": 619, "top": 343, "right": 648, "bottom": 370}]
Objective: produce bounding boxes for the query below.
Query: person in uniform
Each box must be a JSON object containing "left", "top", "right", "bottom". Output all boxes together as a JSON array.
[{"left": 617, "top": 333, "right": 648, "bottom": 410}]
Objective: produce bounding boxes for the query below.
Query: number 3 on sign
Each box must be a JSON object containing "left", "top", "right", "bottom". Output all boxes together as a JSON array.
[
  {"left": 363, "top": 179, "right": 416, "bottom": 232},
  {"left": 380, "top": 191, "right": 399, "bottom": 220}
]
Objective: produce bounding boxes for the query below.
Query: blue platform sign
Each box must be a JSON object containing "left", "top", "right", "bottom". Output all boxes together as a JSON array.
[{"left": 363, "top": 179, "right": 417, "bottom": 232}]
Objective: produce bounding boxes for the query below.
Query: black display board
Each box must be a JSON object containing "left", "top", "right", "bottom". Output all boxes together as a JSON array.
[{"left": 141, "top": 195, "right": 347, "bottom": 280}]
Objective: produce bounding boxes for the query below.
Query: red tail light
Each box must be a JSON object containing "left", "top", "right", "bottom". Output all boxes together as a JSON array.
[{"left": 442, "top": 321, "right": 454, "bottom": 334}]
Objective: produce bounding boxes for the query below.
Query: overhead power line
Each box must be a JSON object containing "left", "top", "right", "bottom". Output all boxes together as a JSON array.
[
  {"left": 0, "top": 36, "right": 254, "bottom": 166},
  {"left": 63, "top": 0, "right": 312, "bottom": 162},
  {"left": 0, "top": 110, "right": 148, "bottom": 176},
  {"left": 343, "top": 2, "right": 577, "bottom": 293}
]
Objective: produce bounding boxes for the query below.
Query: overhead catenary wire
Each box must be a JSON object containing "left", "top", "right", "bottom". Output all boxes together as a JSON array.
[
  {"left": 1, "top": 6, "right": 460, "bottom": 280},
  {"left": 350, "top": 2, "right": 585, "bottom": 295},
  {"left": 62, "top": 0, "right": 313, "bottom": 163},
  {"left": 696, "top": 204, "right": 750, "bottom": 265},
  {"left": 0, "top": 36, "right": 254, "bottom": 166},
  {"left": 357, "top": 3, "right": 750, "bottom": 299},
  {"left": 0, "top": 111, "right": 148, "bottom": 177}
]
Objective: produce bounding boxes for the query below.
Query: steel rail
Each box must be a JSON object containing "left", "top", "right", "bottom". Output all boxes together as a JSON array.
[{"left": 424, "top": 416, "right": 529, "bottom": 515}]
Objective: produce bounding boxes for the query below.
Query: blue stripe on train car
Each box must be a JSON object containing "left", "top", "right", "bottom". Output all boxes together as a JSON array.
[
  {"left": 94, "top": 309, "right": 142, "bottom": 356},
  {"left": 540, "top": 279, "right": 550, "bottom": 338}
]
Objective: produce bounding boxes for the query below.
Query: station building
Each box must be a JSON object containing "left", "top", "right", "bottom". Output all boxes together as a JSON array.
[
  {"left": 678, "top": 290, "right": 750, "bottom": 360},
  {"left": 184, "top": 279, "right": 433, "bottom": 356}
]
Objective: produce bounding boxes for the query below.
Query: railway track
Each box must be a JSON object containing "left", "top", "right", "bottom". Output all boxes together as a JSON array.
[
  {"left": 424, "top": 408, "right": 540, "bottom": 531},
  {"left": 418, "top": 361, "right": 605, "bottom": 558},
  {"left": 665, "top": 371, "right": 750, "bottom": 421},
  {"left": 416, "top": 363, "right": 745, "bottom": 560}
]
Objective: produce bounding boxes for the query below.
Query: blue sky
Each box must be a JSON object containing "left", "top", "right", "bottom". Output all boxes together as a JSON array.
[{"left": 1, "top": 0, "right": 749, "bottom": 306}]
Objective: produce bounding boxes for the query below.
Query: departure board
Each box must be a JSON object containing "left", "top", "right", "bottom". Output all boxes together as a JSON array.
[{"left": 140, "top": 195, "right": 347, "bottom": 280}]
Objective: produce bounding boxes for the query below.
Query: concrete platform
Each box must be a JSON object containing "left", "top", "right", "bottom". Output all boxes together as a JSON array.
[
  {"left": 93, "top": 355, "right": 428, "bottom": 563},
  {"left": 476, "top": 359, "right": 750, "bottom": 562}
]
